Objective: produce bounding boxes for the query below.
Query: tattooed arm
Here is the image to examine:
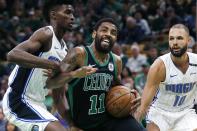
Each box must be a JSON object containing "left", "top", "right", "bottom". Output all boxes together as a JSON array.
[{"left": 46, "top": 47, "right": 97, "bottom": 89}]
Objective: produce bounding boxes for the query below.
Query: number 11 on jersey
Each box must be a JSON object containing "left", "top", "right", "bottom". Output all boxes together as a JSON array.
[{"left": 88, "top": 93, "right": 105, "bottom": 115}]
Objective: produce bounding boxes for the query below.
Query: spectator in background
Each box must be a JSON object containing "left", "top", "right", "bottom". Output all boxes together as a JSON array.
[
  {"left": 73, "top": 31, "right": 86, "bottom": 47},
  {"left": 126, "top": 44, "right": 148, "bottom": 76},
  {"left": 23, "top": 8, "right": 43, "bottom": 32},
  {"left": 146, "top": 45, "right": 159, "bottom": 65},
  {"left": 134, "top": 63, "right": 150, "bottom": 95},
  {"left": 119, "top": 16, "right": 145, "bottom": 44},
  {"left": 121, "top": 66, "right": 135, "bottom": 90},
  {"left": 0, "top": 0, "right": 6, "bottom": 12},
  {"left": 5, "top": 16, "right": 21, "bottom": 38},
  {"left": 0, "top": 28, "right": 17, "bottom": 61},
  {"left": 192, "top": 44, "right": 197, "bottom": 54},
  {"left": 184, "top": 2, "right": 196, "bottom": 40},
  {"left": 0, "top": 75, "right": 8, "bottom": 101},
  {"left": 164, "top": 6, "right": 183, "bottom": 32},
  {"left": 134, "top": 10, "right": 151, "bottom": 35},
  {"left": 17, "top": 26, "right": 33, "bottom": 42},
  {"left": 112, "top": 43, "right": 122, "bottom": 56},
  {"left": 103, "top": 0, "right": 123, "bottom": 15},
  {"left": 151, "top": 8, "right": 166, "bottom": 33},
  {"left": 121, "top": 44, "right": 132, "bottom": 68},
  {"left": 0, "top": 0, "right": 196, "bottom": 55},
  {"left": 187, "top": 48, "right": 193, "bottom": 53},
  {"left": 0, "top": 105, "right": 6, "bottom": 131},
  {"left": 112, "top": 44, "right": 129, "bottom": 69}
]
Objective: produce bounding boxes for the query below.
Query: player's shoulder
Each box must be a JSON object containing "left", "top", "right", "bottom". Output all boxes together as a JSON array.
[
  {"left": 150, "top": 57, "right": 165, "bottom": 72},
  {"left": 159, "top": 52, "right": 170, "bottom": 59},
  {"left": 188, "top": 52, "right": 197, "bottom": 58},
  {"left": 39, "top": 26, "right": 53, "bottom": 36},
  {"left": 188, "top": 52, "right": 197, "bottom": 63},
  {"left": 111, "top": 52, "right": 121, "bottom": 62},
  {"left": 148, "top": 58, "right": 166, "bottom": 81},
  {"left": 73, "top": 46, "right": 86, "bottom": 54},
  {"left": 67, "top": 46, "right": 86, "bottom": 60},
  {"left": 32, "top": 26, "right": 53, "bottom": 40}
]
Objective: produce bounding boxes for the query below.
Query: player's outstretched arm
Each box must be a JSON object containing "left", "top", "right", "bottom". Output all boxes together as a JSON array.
[
  {"left": 46, "top": 47, "right": 97, "bottom": 89},
  {"left": 7, "top": 27, "right": 59, "bottom": 70},
  {"left": 134, "top": 58, "right": 165, "bottom": 122}
]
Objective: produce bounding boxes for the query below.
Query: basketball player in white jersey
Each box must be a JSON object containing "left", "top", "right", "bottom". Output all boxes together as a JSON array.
[
  {"left": 135, "top": 24, "right": 197, "bottom": 131},
  {"left": 2, "top": 0, "right": 76, "bottom": 131}
]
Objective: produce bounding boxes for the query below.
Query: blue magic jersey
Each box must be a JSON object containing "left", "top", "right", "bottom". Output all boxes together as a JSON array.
[
  {"left": 8, "top": 26, "right": 67, "bottom": 103},
  {"left": 151, "top": 52, "right": 197, "bottom": 112}
]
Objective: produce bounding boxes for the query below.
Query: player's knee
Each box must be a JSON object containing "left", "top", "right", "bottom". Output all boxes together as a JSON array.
[
  {"left": 193, "top": 129, "right": 197, "bottom": 131},
  {"left": 147, "top": 122, "right": 160, "bottom": 131}
]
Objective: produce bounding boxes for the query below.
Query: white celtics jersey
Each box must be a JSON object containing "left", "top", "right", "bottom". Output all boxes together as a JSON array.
[
  {"left": 8, "top": 26, "right": 67, "bottom": 103},
  {"left": 151, "top": 52, "right": 197, "bottom": 112}
]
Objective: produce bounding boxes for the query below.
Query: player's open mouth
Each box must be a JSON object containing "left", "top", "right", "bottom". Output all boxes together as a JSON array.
[
  {"left": 68, "top": 21, "right": 74, "bottom": 27},
  {"left": 69, "top": 23, "right": 74, "bottom": 27},
  {"left": 101, "top": 39, "right": 110, "bottom": 47}
]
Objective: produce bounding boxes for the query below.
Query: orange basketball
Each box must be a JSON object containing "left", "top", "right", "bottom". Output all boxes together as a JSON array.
[{"left": 106, "top": 85, "right": 136, "bottom": 118}]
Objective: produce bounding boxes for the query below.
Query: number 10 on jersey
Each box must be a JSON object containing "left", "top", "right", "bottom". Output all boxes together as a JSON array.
[{"left": 173, "top": 95, "right": 186, "bottom": 107}]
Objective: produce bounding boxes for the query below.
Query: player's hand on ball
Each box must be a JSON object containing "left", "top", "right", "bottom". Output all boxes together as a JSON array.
[
  {"left": 106, "top": 86, "right": 136, "bottom": 118},
  {"left": 130, "top": 90, "right": 141, "bottom": 116},
  {"left": 133, "top": 107, "right": 145, "bottom": 122}
]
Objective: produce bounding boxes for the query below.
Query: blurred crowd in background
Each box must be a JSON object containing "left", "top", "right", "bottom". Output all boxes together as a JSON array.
[{"left": 0, "top": 0, "right": 196, "bottom": 130}]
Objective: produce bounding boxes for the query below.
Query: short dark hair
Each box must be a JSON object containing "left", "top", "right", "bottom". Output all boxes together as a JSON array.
[
  {"left": 93, "top": 18, "right": 119, "bottom": 31},
  {"left": 43, "top": 0, "right": 73, "bottom": 22}
]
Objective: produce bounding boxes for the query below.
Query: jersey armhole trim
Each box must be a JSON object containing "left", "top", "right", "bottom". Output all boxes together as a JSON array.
[
  {"left": 111, "top": 52, "right": 118, "bottom": 81},
  {"left": 83, "top": 46, "right": 88, "bottom": 66}
]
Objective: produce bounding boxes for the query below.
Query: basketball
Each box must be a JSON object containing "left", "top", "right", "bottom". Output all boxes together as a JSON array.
[{"left": 106, "top": 85, "right": 136, "bottom": 118}]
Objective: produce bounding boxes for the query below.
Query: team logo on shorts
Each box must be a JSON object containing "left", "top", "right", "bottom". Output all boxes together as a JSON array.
[
  {"left": 31, "top": 125, "right": 39, "bottom": 131},
  {"left": 108, "top": 62, "right": 114, "bottom": 72}
]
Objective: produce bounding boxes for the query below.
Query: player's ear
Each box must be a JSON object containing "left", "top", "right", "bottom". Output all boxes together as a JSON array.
[
  {"left": 92, "top": 30, "right": 96, "bottom": 39},
  {"left": 50, "top": 11, "right": 56, "bottom": 20}
]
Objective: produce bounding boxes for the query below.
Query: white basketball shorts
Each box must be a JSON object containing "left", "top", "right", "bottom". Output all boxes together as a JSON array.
[
  {"left": 3, "top": 88, "right": 57, "bottom": 131},
  {"left": 146, "top": 106, "right": 197, "bottom": 131}
]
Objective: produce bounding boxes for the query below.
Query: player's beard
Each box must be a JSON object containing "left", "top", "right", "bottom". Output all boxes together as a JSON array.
[
  {"left": 95, "top": 34, "right": 114, "bottom": 54},
  {"left": 169, "top": 45, "right": 187, "bottom": 57}
]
